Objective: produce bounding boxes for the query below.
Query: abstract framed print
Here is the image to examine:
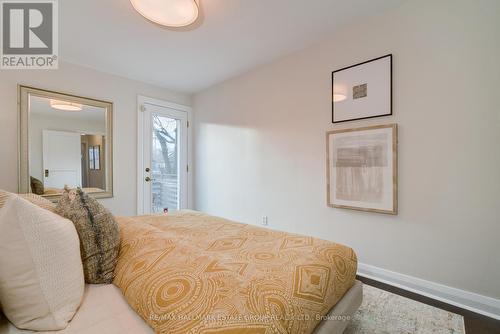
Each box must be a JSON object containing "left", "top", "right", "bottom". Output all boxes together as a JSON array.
[{"left": 327, "top": 124, "right": 398, "bottom": 214}]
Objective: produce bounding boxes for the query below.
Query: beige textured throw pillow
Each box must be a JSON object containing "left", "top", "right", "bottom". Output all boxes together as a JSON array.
[
  {"left": 19, "top": 193, "right": 57, "bottom": 213},
  {"left": 0, "top": 190, "right": 56, "bottom": 213},
  {"left": 0, "top": 196, "right": 84, "bottom": 331},
  {"left": 0, "top": 190, "right": 12, "bottom": 208},
  {"left": 56, "top": 187, "right": 120, "bottom": 284}
]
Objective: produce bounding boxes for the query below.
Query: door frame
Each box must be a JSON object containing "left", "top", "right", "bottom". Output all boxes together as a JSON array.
[{"left": 137, "top": 95, "right": 192, "bottom": 215}]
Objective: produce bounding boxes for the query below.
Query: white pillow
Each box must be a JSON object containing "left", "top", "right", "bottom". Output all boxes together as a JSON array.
[{"left": 0, "top": 195, "right": 84, "bottom": 330}]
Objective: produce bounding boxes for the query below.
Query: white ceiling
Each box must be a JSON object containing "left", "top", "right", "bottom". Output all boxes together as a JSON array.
[{"left": 60, "top": 0, "right": 405, "bottom": 93}]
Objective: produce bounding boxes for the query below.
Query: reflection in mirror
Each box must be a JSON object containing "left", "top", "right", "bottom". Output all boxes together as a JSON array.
[
  {"left": 29, "top": 96, "right": 106, "bottom": 196},
  {"left": 19, "top": 86, "right": 113, "bottom": 200}
]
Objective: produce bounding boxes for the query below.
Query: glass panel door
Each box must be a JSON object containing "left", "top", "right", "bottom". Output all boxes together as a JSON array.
[
  {"left": 151, "top": 114, "right": 180, "bottom": 212},
  {"left": 141, "top": 102, "right": 188, "bottom": 214}
]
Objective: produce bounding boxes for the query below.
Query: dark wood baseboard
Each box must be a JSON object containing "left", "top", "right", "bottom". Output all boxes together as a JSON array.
[{"left": 357, "top": 275, "right": 500, "bottom": 334}]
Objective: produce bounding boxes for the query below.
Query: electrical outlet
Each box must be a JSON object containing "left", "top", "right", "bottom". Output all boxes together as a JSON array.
[{"left": 262, "top": 216, "right": 268, "bottom": 226}]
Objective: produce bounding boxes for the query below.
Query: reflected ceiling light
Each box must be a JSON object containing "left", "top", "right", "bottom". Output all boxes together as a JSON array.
[
  {"left": 50, "top": 100, "right": 83, "bottom": 111},
  {"left": 130, "top": 0, "right": 199, "bottom": 28},
  {"left": 333, "top": 94, "right": 347, "bottom": 102}
]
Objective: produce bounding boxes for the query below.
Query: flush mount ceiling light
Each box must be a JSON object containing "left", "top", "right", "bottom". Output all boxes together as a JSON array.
[
  {"left": 130, "top": 0, "right": 199, "bottom": 28},
  {"left": 50, "top": 100, "right": 83, "bottom": 111},
  {"left": 333, "top": 94, "right": 347, "bottom": 102}
]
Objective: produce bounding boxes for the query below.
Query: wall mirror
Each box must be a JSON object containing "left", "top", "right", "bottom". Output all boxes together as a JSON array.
[{"left": 19, "top": 86, "right": 113, "bottom": 200}]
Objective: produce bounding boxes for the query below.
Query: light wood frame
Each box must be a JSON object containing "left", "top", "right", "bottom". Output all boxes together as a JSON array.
[
  {"left": 326, "top": 124, "right": 398, "bottom": 215},
  {"left": 18, "top": 85, "right": 114, "bottom": 200}
]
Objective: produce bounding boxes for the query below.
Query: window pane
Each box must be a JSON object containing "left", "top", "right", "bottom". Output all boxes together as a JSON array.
[{"left": 151, "top": 114, "right": 179, "bottom": 213}]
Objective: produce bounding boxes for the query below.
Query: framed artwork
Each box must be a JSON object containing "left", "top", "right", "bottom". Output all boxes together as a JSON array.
[
  {"left": 332, "top": 54, "right": 392, "bottom": 123},
  {"left": 326, "top": 124, "right": 398, "bottom": 214}
]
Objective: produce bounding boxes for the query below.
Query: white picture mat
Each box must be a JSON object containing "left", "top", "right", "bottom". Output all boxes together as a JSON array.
[
  {"left": 333, "top": 56, "right": 391, "bottom": 122},
  {"left": 329, "top": 127, "right": 394, "bottom": 212}
]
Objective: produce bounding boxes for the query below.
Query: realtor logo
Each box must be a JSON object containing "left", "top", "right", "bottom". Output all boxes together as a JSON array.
[{"left": 1, "top": 0, "right": 58, "bottom": 69}]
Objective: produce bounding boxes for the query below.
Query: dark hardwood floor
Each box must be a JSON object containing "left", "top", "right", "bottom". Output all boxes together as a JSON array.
[{"left": 357, "top": 276, "right": 500, "bottom": 334}]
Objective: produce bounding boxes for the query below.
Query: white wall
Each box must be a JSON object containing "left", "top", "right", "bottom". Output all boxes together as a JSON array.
[
  {"left": 0, "top": 61, "right": 191, "bottom": 215},
  {"left": 193, "top": 0, "right": 500, "bottom": 300}
]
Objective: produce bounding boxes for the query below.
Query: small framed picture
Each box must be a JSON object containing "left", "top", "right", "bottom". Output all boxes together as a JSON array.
[
  {"left": 326, "top": 124, "right": 398, "bottom": 214},
  {"left": 332, "top": 54, "right": 392, "bottom": 123}
]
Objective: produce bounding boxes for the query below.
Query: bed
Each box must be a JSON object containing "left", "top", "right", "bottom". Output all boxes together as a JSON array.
[
  {"left": 42, "top": 187, "right": 105, "bottom": 196},
  {"left": 0, "top": 210, "right": 362, "bottom": 334},
  {"left": 0, "top": 283, "right": 362, "bottom": 334}
]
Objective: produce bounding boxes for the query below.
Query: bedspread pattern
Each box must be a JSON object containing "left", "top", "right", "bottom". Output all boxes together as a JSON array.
[{"left": 114, "top": 211, "right": 357, "bottom": 334}]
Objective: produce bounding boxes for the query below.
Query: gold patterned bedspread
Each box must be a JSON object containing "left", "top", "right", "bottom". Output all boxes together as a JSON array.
[{"left": 113, "top": 211, "right": 357, "bottom": 334}]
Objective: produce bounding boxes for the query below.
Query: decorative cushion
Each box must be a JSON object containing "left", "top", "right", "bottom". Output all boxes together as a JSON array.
[
  {"left": 0, "top": 191, "right": 56, "bottom": 213},
  {"left": 56, "top": 187, "right": 120, "bottom": 284},
  {"left": 19, "top": 193, "right": 57, "bottom": 212},
  {"left": 0, "top": 195, "right": 84, "bottom": 330},
  {"left": 30, "top": 176, "right": 44, "bottom": 195},
  {"left": 0, "top": 190, "right": 11, "bottom": 208}
]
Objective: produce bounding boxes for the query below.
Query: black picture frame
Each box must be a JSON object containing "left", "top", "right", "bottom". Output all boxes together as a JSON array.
[{"left": 332, "top": 54, "right": 393, "bottom": 124}]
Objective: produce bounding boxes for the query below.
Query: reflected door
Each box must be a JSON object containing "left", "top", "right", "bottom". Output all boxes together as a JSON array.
[
  {"left": 140, "top": 103, "right": 188, "bottom": 214},
  {"left": 42, "top": 130, "right": 82, "bottom": 188}
]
